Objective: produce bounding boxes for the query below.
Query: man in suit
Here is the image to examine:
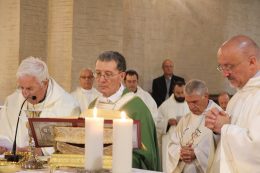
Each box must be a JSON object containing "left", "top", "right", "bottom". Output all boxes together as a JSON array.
[{"left": 152, "top": 59, "right": 185, "bottom": 107}]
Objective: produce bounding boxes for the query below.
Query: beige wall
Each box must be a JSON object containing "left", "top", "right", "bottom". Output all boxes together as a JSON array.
[
  {"left": 0, "top": 0, "right": 20, "bottom": 103},
  {"left": 71, "top": 0, "right": 123, "bottom": 89},
  {"left": 0, "top": 0, "right": 260, "bottom": 103},
  {"left": 20, "top": 0, "right": 48, "bottom": 61},
  {"left": 47, "top": 0, "right": 73, "bottom": 90}
]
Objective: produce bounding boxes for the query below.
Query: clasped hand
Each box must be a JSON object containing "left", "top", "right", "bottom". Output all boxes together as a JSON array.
[
  {"left": 205, "top": 107, "right": 231, "bottom": 134},
  {"left": 180, "top": 145, "right": 196, "bottom": 163},
  {"left": 168, "top": 118, "right": 178, "bottom": 126}
]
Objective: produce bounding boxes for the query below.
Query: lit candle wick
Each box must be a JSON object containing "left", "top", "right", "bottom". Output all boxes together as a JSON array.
[
  {"left": 93, "top": 107, "right": 97, "bottom": 118},
  {"left": 121, "top": 111, "right": 127, "bottom": 121}
]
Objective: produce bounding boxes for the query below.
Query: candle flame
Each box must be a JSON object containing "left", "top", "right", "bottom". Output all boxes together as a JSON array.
[
  {"left": 93, "top": 107, "right": 97, "bottom": 118},
  {"left": 121, "top": 111, "right": 127, "bottom": 120}
]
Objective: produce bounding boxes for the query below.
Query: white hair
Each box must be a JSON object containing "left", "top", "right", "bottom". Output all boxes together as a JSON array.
[
  {"left": 79, "top": 67, "right": 93, "bottom": 76},
  {"left": 16, "top": 56, "right": 49, "bottom": 83}
]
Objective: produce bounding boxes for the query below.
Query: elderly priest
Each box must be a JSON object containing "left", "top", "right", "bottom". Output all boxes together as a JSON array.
[{"left": 0, "top": 57, "right": 80, "bottom": 155}]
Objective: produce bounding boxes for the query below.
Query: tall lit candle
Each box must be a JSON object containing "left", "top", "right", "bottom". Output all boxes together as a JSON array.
[
  {"left": 85, "top": 107, "right": 104, "bottom": 171},
  {"left": 112, "top": 111, "right": 133, "bottom": 173}
]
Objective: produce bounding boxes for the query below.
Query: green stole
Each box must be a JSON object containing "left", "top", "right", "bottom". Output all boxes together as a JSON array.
[{"left": 89, "top": 89, "right": 161, "bottom": 171}]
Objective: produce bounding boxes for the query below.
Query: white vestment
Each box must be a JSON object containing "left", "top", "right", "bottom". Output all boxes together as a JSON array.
[
  {"left": 157, "top": 94, "right": 190, "bottom": 135},
  {"left": 135, "top": 86, "right": 158, "bottom": 124},
  {"left": 166, "top": 100, "right": 222, "bottom": 173},
  {"left": 71, "top": 87, "right": 101, "bottom": 112},
  {"left": 212, "top": 74, "right": 260, "bottom": 173},
  {"left": 157, "top": 94, "right": 190, "bottom": 172},
  {"left": 0, "top": 78, "right": 80, "bottom": 155}
]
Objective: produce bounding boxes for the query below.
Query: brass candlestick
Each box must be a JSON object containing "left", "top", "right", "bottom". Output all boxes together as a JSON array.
[{"left": 21, "top": 110, "right": 44, "bottom": 169}]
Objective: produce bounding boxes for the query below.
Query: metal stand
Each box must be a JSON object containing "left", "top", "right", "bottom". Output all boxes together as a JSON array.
[
  {"left": 22, "top": 110, "right": 44, "bottom": 169},
  {"left": 21, "top": 138, "right": 43, "bottom": 169}
]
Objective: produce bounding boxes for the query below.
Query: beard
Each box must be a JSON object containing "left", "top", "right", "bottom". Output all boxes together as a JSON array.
[{"left": 174, "top": 95, "right": 185, "bottom": 103}]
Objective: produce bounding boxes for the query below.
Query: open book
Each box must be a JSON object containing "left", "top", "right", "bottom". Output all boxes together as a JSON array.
[{"left": 28, "top": 117, "right": 141, "bottom": 149}]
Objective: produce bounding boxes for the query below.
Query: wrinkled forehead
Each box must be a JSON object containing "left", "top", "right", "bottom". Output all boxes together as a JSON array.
[
  {"left": 80, "top": 69, "right": 93, "bottom": 76},
  {"left": 217, "top": 37, "right": 257, "bottom": 64},
  {"left": 17, "top": 75, "right": 41, "bottom": 87},
  {"left": 185, "top": 93, "right": 202, "bottom": 101},
  {"left": 163, "top": 60, "right": 173, "bottom": 67},
  {"left": 217, "top": 45, "right": 244, "bottom": 65}
]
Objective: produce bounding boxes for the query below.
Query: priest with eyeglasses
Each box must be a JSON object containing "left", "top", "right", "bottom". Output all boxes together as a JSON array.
[{"left": 89, "top": 51, "right": 161, "bottom": 171}]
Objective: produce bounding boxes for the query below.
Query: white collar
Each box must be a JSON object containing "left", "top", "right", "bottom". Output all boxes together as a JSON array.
[
  {"left": 80, "top": 87, "right": 93, "bottom": 94},
  {"left": 253, "top": 70, "right": 260, "bottom": 78},
  {"left": 101, "top": 84, "right": 125, "bottom": 103}
]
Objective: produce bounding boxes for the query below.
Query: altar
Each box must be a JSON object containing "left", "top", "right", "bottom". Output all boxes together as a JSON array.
[
  {"left": 1, "top": 155, "right": 162, "bottom": 173},
  {"left": 16, "top": 168, "right": 162, "bottom": 173},
  {"left": 0, "top": 109, "right": 161, "bottom": 172}
]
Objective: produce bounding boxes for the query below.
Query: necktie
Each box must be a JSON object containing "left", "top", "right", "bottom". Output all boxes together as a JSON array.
[{"left": 166, "top": 78, "right": 171, "bottom": 99}]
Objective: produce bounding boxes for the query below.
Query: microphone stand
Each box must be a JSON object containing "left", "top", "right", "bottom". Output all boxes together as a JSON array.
[{"left": 5, "top": 97, "right": 30, "bottom": 162}]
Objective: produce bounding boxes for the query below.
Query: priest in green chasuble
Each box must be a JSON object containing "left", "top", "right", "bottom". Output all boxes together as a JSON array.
[{"left": 88, "top": 51, "right": 161, "bottom": 171}]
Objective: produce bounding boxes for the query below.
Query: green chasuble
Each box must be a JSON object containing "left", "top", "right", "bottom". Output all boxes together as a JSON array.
[{"left": 89, "top": 89, "right": 161, "bottom": 171}]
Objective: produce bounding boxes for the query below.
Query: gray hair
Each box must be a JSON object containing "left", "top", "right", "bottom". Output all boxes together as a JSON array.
[
  {"left": 79, "top": 67, "right": 93, "bottom": 76},
  {"left": 16, "top": 56, "right": 49, "bottom": 83},
  {"left": 218, "top": 91, "right": 230, "bottom": 98},
  {"left": 184, "top": 79, "right": 208, "bottom": 96},
  {"left": 97, "top": 51, "right": 127, "bottom": 72}
]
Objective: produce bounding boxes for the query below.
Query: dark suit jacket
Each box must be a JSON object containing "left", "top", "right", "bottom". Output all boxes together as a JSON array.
[{"left": 152, "top": 74, "right": 185, "bottom": 107}]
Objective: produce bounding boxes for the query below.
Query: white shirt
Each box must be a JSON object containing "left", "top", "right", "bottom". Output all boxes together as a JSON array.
[
  {"left": 71, "top": 87, "right": 101, "bottom": 112},
  {"left": 157, "top": 94, "right": 190, "bottom": 135}
]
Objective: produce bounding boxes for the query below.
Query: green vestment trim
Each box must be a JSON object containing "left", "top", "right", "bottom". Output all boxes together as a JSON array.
[{"left": 89, "top": 89, "right": 161, "bottom": 171}]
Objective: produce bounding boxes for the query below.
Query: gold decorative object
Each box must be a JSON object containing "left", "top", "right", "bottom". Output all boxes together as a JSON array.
[
  {"left": 0, "top": 160, "right": 21, "bottom": 173},
  {"left": 83, "top": 109, "right": 122, "bottom": 120},
  {"left": 54, "top": 127, "right": 113, "bottom": 145},
  {"left": 0, "top": 152, "right": 29, "bottom": 172},
  {"left": 49, "top": 154, "right": 112, "bottom": 169},
  {"left": 56, "top": 141, "right": 84, "bottom": 154},
  {"left": 54, "top": 126, "right": 113, "bottom": 156},
  {"left": 22, "top": 110, "right": 44, "bottom": 169},
  {"left": 54, "top": 127, "right": 85, "bottom": 144}
]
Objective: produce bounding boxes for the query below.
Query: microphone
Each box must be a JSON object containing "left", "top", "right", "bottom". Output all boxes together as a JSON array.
[{"left": 5, "top": 96, "right": 37, "bottom": 162}]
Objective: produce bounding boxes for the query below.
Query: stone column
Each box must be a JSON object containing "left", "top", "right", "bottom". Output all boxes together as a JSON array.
[
  {"left": 0, "top": 0, "right": 20, "bottom": 103},
  {"left": 47, "top": 0, "right": 74, "bottom": 91}
]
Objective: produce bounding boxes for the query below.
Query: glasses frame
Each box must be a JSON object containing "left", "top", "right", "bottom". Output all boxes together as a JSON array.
[
  {"left": 216, "top": 56, "right": 252, "bottom": 73},
  {"left": 80, "top": 76, "right": 94, "bottom": 80},
  {"left": 93, "top": 71, "right": 121, "bottom": 80}
]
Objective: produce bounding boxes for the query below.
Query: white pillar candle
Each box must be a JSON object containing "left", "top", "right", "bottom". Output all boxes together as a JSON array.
[
  {"left": 85, "top": 107, "right": 104, "bottom": 171},
  {"left": 112, "top": 112, "right": 133, "bottom": 173}
]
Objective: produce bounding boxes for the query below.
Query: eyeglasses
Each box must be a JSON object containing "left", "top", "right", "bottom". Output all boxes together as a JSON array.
[
  {"left": 217, "top": 60, "right": 245, "bottom": 73},
  {"left": 93, "top": 71, "right": 121, "bottom": 80}
]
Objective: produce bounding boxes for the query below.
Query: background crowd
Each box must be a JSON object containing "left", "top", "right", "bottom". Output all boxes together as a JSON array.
[{"left": 0, "top": 35, "right": 259, "bottom": 173}]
